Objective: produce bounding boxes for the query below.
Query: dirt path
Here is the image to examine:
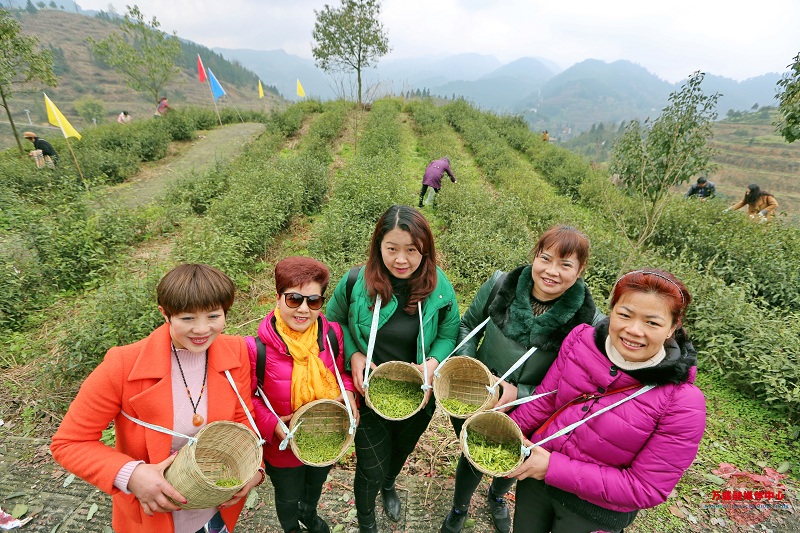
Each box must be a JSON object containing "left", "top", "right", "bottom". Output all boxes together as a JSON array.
[{"left": 105, "top": 122, "right": 266, "bottom": 209}]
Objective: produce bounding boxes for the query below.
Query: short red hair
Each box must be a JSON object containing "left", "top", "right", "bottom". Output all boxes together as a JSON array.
[
  {"left": 611, "top": 269, "right": 691, "bottom": 328},
  {"left": 274, "top": 256, "right": 330, "bottom": 294}
]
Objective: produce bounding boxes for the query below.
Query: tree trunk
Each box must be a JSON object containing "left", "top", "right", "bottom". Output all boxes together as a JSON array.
[
  {"left": 357, "top": 67, "right": 362, "bottom": 107},
  {"left": 0, "top": 83, "right": 25, "bottom": 155}
]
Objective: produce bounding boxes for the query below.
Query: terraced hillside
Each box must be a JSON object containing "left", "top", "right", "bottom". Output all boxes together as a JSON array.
[{"left": 1, "top": 99, "right": 798, "bottom": 533}]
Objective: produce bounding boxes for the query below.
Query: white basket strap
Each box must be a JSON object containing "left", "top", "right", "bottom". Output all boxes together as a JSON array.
[
  {"left": 434, "top": 316, "right": 491, "bottom": 378},
  {"left": 224, "top": 370, "right": 265, "bottom": 446},
  {"left": 257, "top": 385, "right": 294, "bottom": 450},
  {"left": 326, "top": 334, "right": 357, "bottom": 435},
  {"left": 120, "top": 410, "right": 198, "bottom": 446},
  {"left": 418, "top": 301, "right": 432, "bottom": 391},
  {"left": 362, "top": 294, "right": 382, "bottom": 389},
  {"left": 487, "top": 345, "right": 538, "bottom": 394},
  {"left": 522, "top": 385, "right": 655, "bottom": 456},
  {"left": 491, "top": 389, "right": 557, "bottom": 411}
]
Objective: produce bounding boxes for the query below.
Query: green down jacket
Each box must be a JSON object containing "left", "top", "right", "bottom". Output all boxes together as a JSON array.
[
  {"left": 458, "top": 265, "right": 603, "bottom": 398},
  {"left": 325, "top": 265, "right": 460, "bottom": 370}
]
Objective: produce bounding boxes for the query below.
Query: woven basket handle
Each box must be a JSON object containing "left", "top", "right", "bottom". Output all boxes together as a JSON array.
[
  {"left": 120, "top": 410, "right": 198, "bottom": 446},
  {"left": 521, "top": 385, "right": 655, "bottom": 456},
  {"left": 434, "top": 316, "right": 491, "bottom": 378},
  {"left": 362, "top": 294, "right": 382, "bottom": 389},
  {"left": 256, "top": 385, "right": 297, "bottom": 450},
  {"left": 326, "top": 334, "right": 357, "bottom": 434},
  {"left": 224, "top": 370, "right": 264, "bottom": 446},
  {"left": 486, "top": 345, "right": 538, "bottom": 395},
  {"left": 418, "top": 301, "right": 433, "bottom": 392},
  {"left": 490, "top": 389, "right": 557, "bottom": 411}
]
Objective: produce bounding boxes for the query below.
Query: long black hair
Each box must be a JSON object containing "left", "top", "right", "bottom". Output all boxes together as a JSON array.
[{"left": 743, "top": 184, "right": 773, "bottom": 205}]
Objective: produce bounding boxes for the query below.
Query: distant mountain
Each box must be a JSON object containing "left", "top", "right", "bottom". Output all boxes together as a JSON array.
[
  {"left": 698, "top": 74, "right": 781, "bottom": 115},
  {"left": 480, "top": 57, "right": 557, "bottom": 83},
  {"left": 214, "top": 48, "right": 330, "bottom": 101},
  {"left": 518, "top": 59, "right": 675, "bottom": 133}
]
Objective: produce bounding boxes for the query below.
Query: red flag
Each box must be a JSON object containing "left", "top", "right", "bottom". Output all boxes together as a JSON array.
[{"left": 197, "top": 54, "right": 206, "bottom": 83}]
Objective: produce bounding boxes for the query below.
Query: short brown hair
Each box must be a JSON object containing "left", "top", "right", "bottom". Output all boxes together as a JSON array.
[
  {"left": 274, "top": 256, "right": 330, "bottom": 294},
  {"left": 157, "top": 264, "right": 235, "bottom": 318},
  {"left": 532, "top": 225, "right": 590, "bottom": 270}
]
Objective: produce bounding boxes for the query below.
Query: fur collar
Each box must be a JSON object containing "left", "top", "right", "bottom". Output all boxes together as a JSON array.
[
  {"left": 593, "top": 318, "right": 697, "bottom": 386},
  {"left": 488, "top": 265, "right": 597, "bottom": 350}
]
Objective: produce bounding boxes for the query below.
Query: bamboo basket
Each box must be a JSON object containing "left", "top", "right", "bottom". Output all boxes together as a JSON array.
[
  {"left": 164, "top": 421, "right": 262, "bottom": 509},
  {"left": 365, "top": 361, "right": 425, "bottom": 421},
  {"left": 433, "top": 356, "right": 499, "bottom": 419},
  {"left": 460, "top": 410, "right": 524, "bottom": 477},
  {"left": 289, "top": 399, "right": 355, "bottom": 467}
]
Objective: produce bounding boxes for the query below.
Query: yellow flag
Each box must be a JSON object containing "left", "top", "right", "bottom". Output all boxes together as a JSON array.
[
  {"left": 296, "top": 79, "right": 306, "bottom": 98},
  {"left": 258, "top": 80, "right": 264, "bottom": 99},
  {"left": 44, "top": 93, "right": 81, "bottom": 140}
]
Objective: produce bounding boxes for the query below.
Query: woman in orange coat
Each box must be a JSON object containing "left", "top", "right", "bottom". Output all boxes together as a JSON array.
[
  {"left": 51, "top": 264, "right": 264, "bottom": 533},
  {"left": 727, "top": 184, "right": 778, "bottom": 220}
]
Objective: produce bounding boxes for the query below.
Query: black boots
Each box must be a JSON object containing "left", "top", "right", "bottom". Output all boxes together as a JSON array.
[
  {"left": 298, "top": 501, "right": 330, "bottom": 533},
  {"left": 380, "top": 479, "right": 401, "bottom": 521},
  {"left": 357, "top": 511, "right": 378, "bottom": 533}
]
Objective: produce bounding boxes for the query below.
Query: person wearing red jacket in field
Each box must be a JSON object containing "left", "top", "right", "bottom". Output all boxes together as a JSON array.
[
  {"left": 246, "top": 256, "right": 357, "bottom": 533},
  {"left": 508, "top": 269, "right": 706, "bottom": 533}
]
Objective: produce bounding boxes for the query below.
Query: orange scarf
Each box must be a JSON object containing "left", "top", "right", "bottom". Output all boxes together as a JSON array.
[{"left": 274, "top": 309, "right": 340, "bottom": 410}]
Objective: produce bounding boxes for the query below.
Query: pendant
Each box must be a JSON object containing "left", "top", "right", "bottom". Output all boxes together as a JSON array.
[{"left": 192, "top": 413, "right": 204, "bottom": 427}]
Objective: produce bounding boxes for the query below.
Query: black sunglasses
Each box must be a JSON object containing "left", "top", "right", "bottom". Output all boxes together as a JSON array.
[{"left": 283, "top": 292, "right": 325, "bottom": 310}]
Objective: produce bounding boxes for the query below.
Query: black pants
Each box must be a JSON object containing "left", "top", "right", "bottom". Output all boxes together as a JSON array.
[
  {"left": 448, "top": 416, "right": 516, "bottom": 510},
  {"left": 419, "top": 184, "right": 439, "bottom": 205},
  {"left": 265, "top": 462, "right": 333, "bottom": 532},
  {"left": 514, "top": 478, "right": 634, "bottom": 533},
  {"left": 353, "top": 402, "right": 433, "bottom": 516}
]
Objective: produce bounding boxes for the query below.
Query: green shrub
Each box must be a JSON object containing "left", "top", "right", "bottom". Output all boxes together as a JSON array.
[
  {"left": 162, "top": 110, "right": 196, "bottom": 141},
  {"left": 55, "top": 267, "right": 163, "bottom": 383}
]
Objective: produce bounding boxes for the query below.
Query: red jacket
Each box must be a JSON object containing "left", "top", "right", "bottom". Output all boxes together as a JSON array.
[
  {"left": 51, "top": 324, "right": 257, "bottom": 533},
  {"left": 247, "top": 312, "right": 354, "bottom": 468}
]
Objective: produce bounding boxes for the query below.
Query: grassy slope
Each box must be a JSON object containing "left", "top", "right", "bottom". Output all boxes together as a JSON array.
[{"left": 1, "top": 10, "right": 281, "bottom": 149}]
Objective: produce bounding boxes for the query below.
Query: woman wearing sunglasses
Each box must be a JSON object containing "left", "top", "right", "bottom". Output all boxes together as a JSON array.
[
  {"left": 325, "top": 205, "right": 461, "bottom": 533},
  {"left": 246, "top": 256, "right": 357, "bottom": 533}
]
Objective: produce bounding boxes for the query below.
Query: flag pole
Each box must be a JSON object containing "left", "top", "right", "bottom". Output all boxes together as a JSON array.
[
  {"left": 206, "top": 76, "right": 222, "bottom": 126},
  {"left": 63, "top": 137, "right": 86, "bottom": 188}
]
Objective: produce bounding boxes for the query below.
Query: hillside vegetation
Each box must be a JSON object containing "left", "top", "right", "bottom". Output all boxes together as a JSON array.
[
  {"left": 1, "top": 95, "right": 798, "bottom": 531},
  {"left": 565, "top": 108, "right": 800, "bottom": 220},
  {"left": 1, "top": 9, "right": 283, "bottom": 150}
]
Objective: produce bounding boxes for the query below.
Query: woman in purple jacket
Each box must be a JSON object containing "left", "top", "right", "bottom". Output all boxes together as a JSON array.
[
  {"left": 248, "top": 256, "right": 357, "bottom": 533},
  {"left": 508, "top": 269, "right": 706, "bottom": 533}
]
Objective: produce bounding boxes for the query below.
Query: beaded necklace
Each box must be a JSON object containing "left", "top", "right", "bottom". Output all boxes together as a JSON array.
[{"left": 171, "top": 344, "right": 209, "bottom": 427}]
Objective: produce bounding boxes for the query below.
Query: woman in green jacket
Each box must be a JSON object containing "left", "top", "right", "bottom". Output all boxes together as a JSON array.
[
  {"left": 326, "top": 205, "right": 460, "bottom": 533},
  {"left": 440, "top": 225, "right": 602, "bottom": 533}
]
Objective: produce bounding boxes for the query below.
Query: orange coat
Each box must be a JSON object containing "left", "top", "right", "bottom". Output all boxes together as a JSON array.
[
  {"left": 731, "top": 194, "right": 779, "bottom": 219},
  {"left": 51, "top": 324, "right": 258, "bottom": 533}
]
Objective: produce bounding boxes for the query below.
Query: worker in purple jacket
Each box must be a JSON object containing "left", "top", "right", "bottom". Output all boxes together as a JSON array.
[{"left": 418, "top": 157, "right": 456, "bottom": 207}]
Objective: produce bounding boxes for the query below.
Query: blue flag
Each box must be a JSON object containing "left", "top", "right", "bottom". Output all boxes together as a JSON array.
[{"left": 207, "top": 69, "right": 226, "bottom": 100}]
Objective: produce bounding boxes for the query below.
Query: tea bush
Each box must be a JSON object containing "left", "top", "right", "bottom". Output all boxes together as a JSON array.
[
  {"left": 55, "top": 266, "right": 164, "bottom": 383},
  {"left": 311, "top": 101, "right": 406, "bottom": 272}
]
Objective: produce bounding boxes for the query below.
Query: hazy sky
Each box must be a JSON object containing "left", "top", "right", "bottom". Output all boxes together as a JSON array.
[{"left": 76, "top": 0, "right": 799, "bottom": 83}]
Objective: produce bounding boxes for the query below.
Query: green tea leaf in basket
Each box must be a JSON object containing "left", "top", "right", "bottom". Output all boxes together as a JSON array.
[
  {"left": 369, "top": 377, "right": 423, "bottom": 418},
  {"left": 466, "top": 431, "right": 520, "bottom": 473}
]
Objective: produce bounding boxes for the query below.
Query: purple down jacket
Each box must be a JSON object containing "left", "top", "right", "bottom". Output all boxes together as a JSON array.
[{"left": 509, "top": 321, "right": 706, "bottom": 512}]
